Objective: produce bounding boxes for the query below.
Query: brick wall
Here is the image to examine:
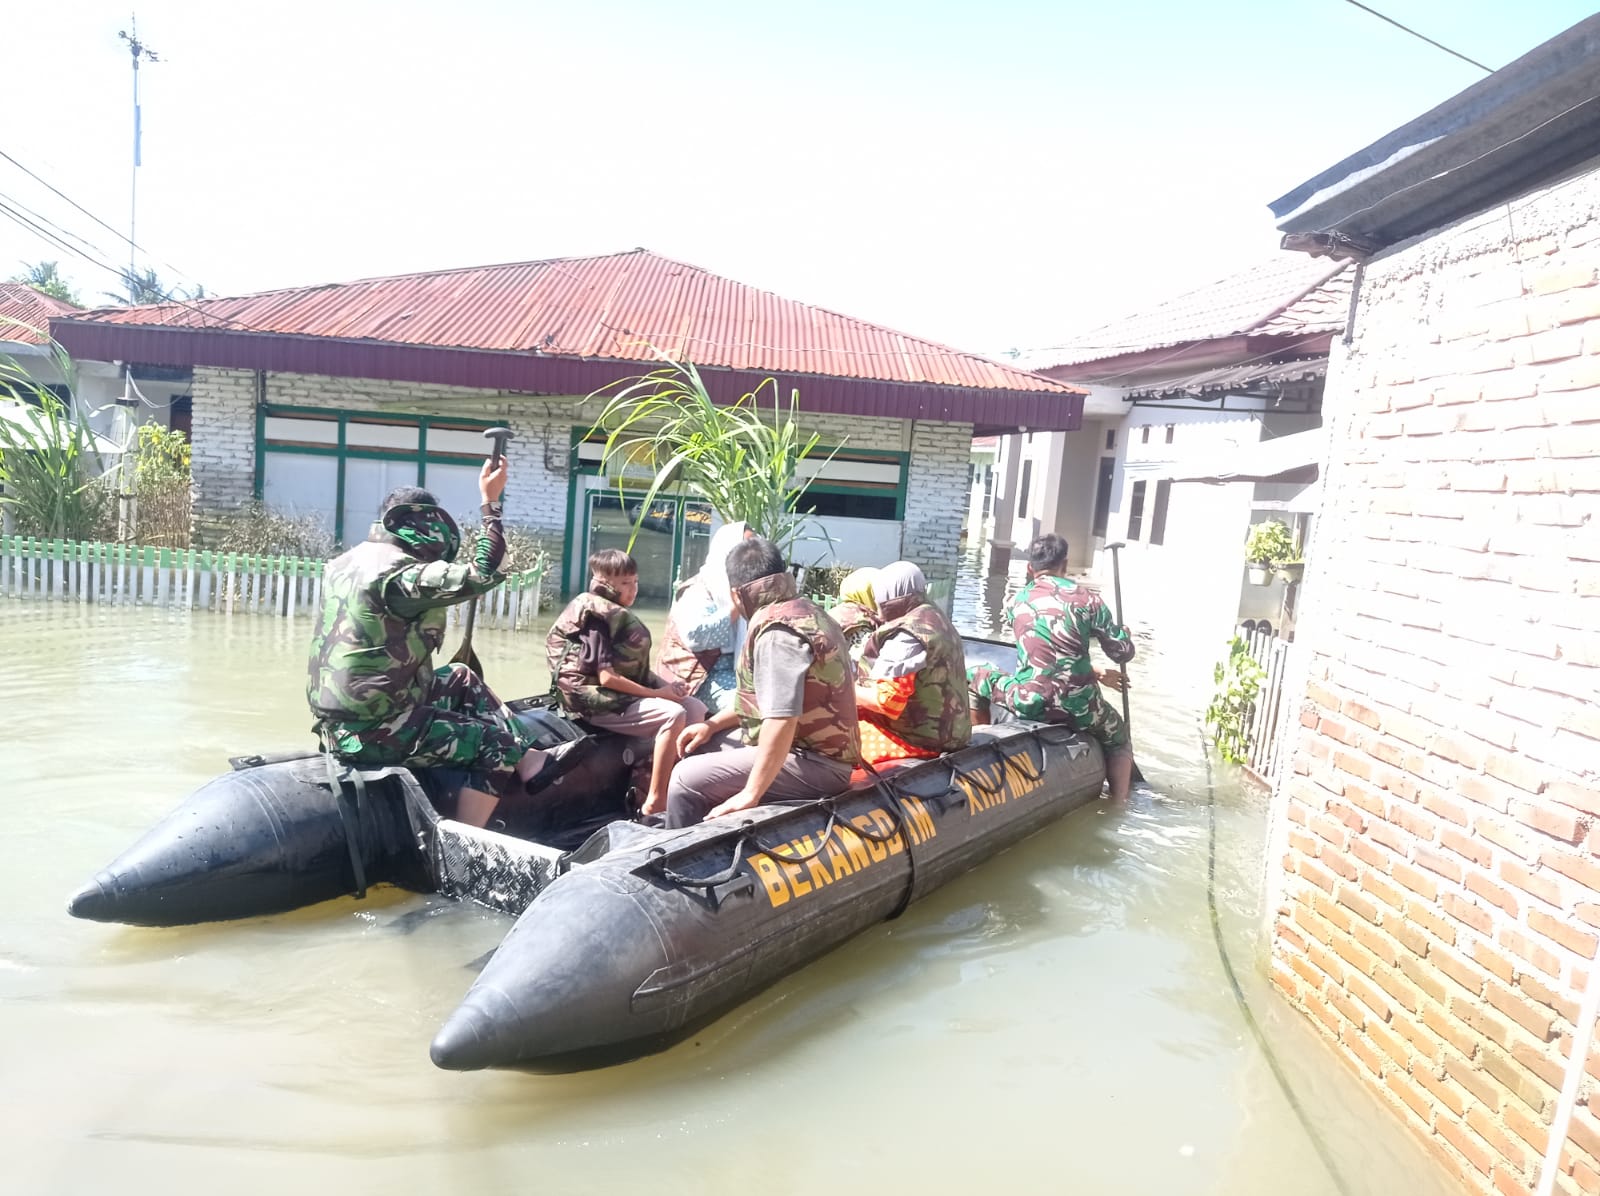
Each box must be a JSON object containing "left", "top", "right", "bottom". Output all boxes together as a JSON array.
[
  {"left": 1269, "top": 165, "right": 1600, "bottom": 1195},
  {"left": 189, "top": 369, "right": 964, "bottom": 576},
  {"left": 903, "top": 419, "right": 975, "bottom": 580}
]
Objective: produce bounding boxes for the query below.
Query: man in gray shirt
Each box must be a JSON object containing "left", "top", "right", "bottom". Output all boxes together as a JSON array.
[{"left": 665, "top": 537, "right": 859, "bottom": 828}]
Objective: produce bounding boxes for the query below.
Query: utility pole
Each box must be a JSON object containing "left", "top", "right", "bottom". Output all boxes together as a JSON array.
[
  {"left": 118, "top": 16, "right": 159, "bottom": 302},
  {"left": 115, "top": 15, "right": 159, "bottom": 540}
]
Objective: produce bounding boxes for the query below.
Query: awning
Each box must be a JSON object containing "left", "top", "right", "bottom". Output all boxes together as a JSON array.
[
  {"left": 1128, "top": 356, "right": 1327, "bottom": 400},
  {"left": 1167, "top": 426, "right": 1324, "bottom": 485}
]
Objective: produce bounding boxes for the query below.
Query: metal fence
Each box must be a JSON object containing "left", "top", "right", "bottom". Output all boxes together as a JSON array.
[
  {"left": 1238, "top": 621, "right": 1293, "bottom": 783},
  {"left": 0, "top": 535, "right": 544, "bottom": 630}
]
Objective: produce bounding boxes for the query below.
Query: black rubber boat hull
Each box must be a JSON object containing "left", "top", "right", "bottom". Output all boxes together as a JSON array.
[{"left": 429, "top": 722, "right": 1105, "bottom": 1072}]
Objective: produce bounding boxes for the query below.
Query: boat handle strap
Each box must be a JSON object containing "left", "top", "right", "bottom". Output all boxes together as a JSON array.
[{"left": 319, "top": 724, "right": 369, "bottom": 900}]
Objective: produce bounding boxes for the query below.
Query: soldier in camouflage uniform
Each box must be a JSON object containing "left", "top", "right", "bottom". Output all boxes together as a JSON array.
[
  {"left": 969, "top": 533, "right": 1138, "bottom": 799},
  {"left": 307, "top": 460, "right": 543, "bottom": 827},
  {"left": 665, "top": 536, "right": 859, "bottom": 828},
  {"left": 854, "top": 560, "right": 971, "bottom": 762}
]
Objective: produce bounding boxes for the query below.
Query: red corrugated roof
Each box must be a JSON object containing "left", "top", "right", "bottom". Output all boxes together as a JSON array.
[
  {"left": 59, "top": 249, "right": 1071, "bottom": 395},
  {"left": 1019, "top": 258, "right": 1351, "bottom": 371},
  {"left": 0, "top": 283, "right": 80, "bottom": 345}
]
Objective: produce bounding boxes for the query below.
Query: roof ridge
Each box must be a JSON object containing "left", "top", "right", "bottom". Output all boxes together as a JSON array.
[{"left": 1241, "top": 260, "right": 1350, "bottom": 333}]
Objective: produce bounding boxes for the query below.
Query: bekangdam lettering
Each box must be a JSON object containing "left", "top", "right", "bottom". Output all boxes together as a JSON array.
[{"left": 746, "top": 798, "right": 939, "bottom": 908}]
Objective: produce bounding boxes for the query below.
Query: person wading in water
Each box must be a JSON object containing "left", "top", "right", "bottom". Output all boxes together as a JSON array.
[{"left": 307, "top": 458, "right": 547, "bottom": 827}]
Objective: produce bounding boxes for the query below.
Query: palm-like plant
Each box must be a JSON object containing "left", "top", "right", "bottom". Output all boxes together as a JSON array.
[
  {"left": 10, "top": 261, "right": 80, "bottom": 305},
  {"left": 0, "top": 348, "right": 111, "bottom": 540},
  {"left": 590, "top": 359, "right": 836, "bottom": 552}
]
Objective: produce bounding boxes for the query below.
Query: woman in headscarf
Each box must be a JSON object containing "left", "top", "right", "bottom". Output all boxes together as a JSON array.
[
  {"left": 826, "top": 566, "right": 880, "bottom": 658},
  {"left": 654, "top": 520, "right": 750, "bottom": 714},
  {"left": 853, "top": 561, "right": 972, "bottom": 764}
]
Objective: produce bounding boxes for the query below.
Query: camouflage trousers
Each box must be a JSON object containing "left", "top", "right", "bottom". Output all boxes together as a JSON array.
[
  {"left": 325, "top": 664, "right": 532, "bottom": 796},
  {"left": 968, "top": 665, "right": 1131, "bottom": 757}
]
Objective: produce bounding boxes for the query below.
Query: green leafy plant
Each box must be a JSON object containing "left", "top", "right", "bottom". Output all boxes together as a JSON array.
[
  {"left": 212, "top": 501, "right": 335, "bottom": 559},
  {"left": 9, "top": 261, "right": 80, "bottom": 305},
  {"left": 590, "top": 358, "right": 836, "bottom": 553},
  {"left": 1244, "top": 519, "right": 1296, "bottom": 567},
  {"left": 0, "top": 349, "right": 113, "bottom": 540},
  {"left": 1205, "top": 636, "right": 1265, "bottom": 764}
]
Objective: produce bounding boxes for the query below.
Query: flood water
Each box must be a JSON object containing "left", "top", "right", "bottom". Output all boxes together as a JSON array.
[{"left": 2, "top": 581, "right": 1459, "bottom": 1195}]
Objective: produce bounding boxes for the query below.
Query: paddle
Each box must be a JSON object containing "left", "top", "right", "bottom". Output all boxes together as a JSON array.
[
  {"left": 1101, "top": 541, "right": 1145, "bottom": 785},
  {"left": 449, "top": 426, "right": 515, "bottom": 678}
]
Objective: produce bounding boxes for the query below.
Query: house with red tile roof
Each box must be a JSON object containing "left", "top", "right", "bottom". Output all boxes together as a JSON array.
[
  {"left": 983, "top": 257, "right": 1351, "bottom": 667},
  {"left": 50, "top": 249, "right": 1082, "bottom": 594}
]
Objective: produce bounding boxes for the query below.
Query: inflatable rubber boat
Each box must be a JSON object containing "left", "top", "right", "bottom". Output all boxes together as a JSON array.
[{"left": 69, "top": 638, "right": 1108, "bottom": 1072}]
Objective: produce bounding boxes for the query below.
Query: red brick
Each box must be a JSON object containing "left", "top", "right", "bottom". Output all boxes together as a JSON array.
[
  {"left": 1304, "top": 989, "right": 1343, "bottom": 1037},
  {"left": 1288, "top": 828, "right": 1320, "bottom": 857},
  {"left": 1513, "top": 801, "right": 1584, "bottom": 844},
  {"left": 1353, "top": 919, "right": 1403, "bottom": 968},
  {"left": 1318, "top": 716, "right": 1363, "bottom": 747},
  {"left": 1371, "top": 818, "right": 1418, "bottom": 856},
  {"left": 1391, "top": 916, "right": 1434, "bottom": 959},
  {"left": 1415, "top": 1065, "right": 1471, "bottom": 1117},
  {"left": 1416, "top": 846, "right": 1467, "bottom": 884},
  {"left": 1324, "top": 850, "right": 1360, "bottom": 882},
  {"left": 1297, "top": 857, "right": 1337, "bottom": 894},
  {"left": 1359, "top": 868, "right": 1407, "bottom": 914},
  {"left": 1549, "top": 782, "right": 1600, "bottom": 818},
  {"left": 1351, "top": 834, "right": 1391, "bottom": 871},
  {"left": 1347, "top": 969, "right": 1397, "bottom": 1024},
  {"left": 1456, "top": 997, "right": 1517, "bottom": 1052},
  {"left": 1564, "top": 1109, "right": 1600, "bottom": 1167},
  {"left": 1385, "top": 1066, "right": 1437, "bottom": 1124},
  {"left": 1424, "top": 999, "right": 1486, "bottom": 1058},
  {"left": 1388, "top": 801, "right": 1438, "bottom": 840},
  {"left": 1486, "top": 752, "right": 1549, "bottom": 795},
  {"left": 1392, "top": 861, "right": 1441, "bottom": 901},
  {"left": 1500, "top": 926, "right": 1564, "bottom": 979},
  {"left": 1470, "top": 939, "right": 1521, "bottom": 985},
  {"left": 1577, "top": 903, "right": 1600, "bottom": 928},
  {"left": 1467, "top": 869, "right": 1521, "bottom": 917},
  {"left": 1332, "top": 931, "right": 1381, "bottom": 976},
  {"left": 1435, "top": 946, "right": 1489, "bottom": 997},
  {"left": 1484, "top": 1044, "right": 1557, "bottom": 1115},
  {"left": 1399, "top": 952, "right": 1451, "bottom": 1005},
  {"left": 1423, "top": 789, "right": 1473, "bottom": 828},
  {"left": 1437, "top": 1114, "right": 1496, "bottom": 1177},
  {"left": 1530, "top": 908, "right": 1600, "bottom": 958},
  {"left": 1468, "top": 1105, "right": 1530, "bottom": 1174},
  {"left": 1486, "top": 980, "right": 1556, "bottom": 1040},
  {"left": 1441, "top": 826, "right": 1494, "bottom": 868},
  {"left": 1368, "top": 1015, "right": 1414, "bottom": 1071},
  {"left": 1498, "top": 858, "right": 1562, "bottom": 908},
  {"left": 1502, "top": 1095, "right": 1550, "bottom": 1153},
  {"left": 1328, "top": 984, "right": 1370, "bottom": 1031},
  {"left": 1444, "top": 892, "right": 1496, "bottom": 936},
  {"left": 1462, "top": 775, "right": 1519, "bottom": 816},
  {"left": 1341, "top": 1023, "right": 1386, "bottom": 1077},
  {"left": 1288, "top": 949, "right": 1326, "bottom": 991},
  {"left": 1337, "top": 885, "right": 1382, "bottom": 926},
  {"left": 1542, "top": 847, "right": 1600, "bottom": 892},
  {"left": 1333, "top": 750, "right": 1376, "bottom": 782},
  {"left": 1492, "top": 1167, "right": 1535, "bottom": 1196},
  {"left": 1343, "top": 780, "right": 1390, "bottom": 818},
  {"left": 1328, "top": 801, "right": 1368, "bottom": 833},
  {"left": 1408, "top": 900, "right": 1460, "bottom": 947},
  {"left": 1432, "top": 735, "right": 1488, "bottom": 769},
  {"left": 1342, "top": 698, "right": 1383, "bottom": 729},
  {"left": 1516, "top": 971, "right": 1579, "bottom": 1027},
  {"left": 1444, "top": 1051, "right": 1501, "bottom": 1108}
]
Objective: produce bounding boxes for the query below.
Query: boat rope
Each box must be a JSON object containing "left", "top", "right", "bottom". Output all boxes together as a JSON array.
[
  {"left": 317, "top": 724, "right": 370, "bottom": 901},
  {"left": 857, "top": 759, "right": 920, "bottom": 920},
  {"left": 1199, "top": 727, "right": 1351, "bottom": 1196}
]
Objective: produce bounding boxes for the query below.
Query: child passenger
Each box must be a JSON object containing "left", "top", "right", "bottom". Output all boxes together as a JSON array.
[{"left": 545, "top": 549, "right": 707, "bottom": 816}]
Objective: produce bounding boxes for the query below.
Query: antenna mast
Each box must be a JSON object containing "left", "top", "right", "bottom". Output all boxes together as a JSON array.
[{"left": 118, "top": 15, "right": 160, "bottom": 302}]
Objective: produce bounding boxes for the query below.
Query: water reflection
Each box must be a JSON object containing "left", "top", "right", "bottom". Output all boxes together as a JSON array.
[{"left": 0, "top": 599, "right": 1457, "bottom": 1196}]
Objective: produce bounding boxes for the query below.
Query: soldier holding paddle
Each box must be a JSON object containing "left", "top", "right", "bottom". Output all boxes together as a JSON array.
[{"left": 306, "top": 433, "right": 548, "bottom": 828}]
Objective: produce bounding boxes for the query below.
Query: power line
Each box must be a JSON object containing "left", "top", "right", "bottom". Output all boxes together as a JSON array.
[{"left": 1341, "top": 0, "right": 1494, "bottom": 74}]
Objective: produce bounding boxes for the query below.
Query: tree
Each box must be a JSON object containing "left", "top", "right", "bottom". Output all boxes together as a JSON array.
[
  {"left": 103, "top": 266, "right": 207, "bottom": 306},
  {"left": 10, "top": 261, "right": 80, "bottom": 306},
  {"left": 591, "top": 358, "right": 835, "bottom": 553}
]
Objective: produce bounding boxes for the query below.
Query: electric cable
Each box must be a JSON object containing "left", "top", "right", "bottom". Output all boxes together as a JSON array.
[
  {"left": 1341, "top": 0, "right": 1494, "bottom": 74},
  {"left": 1199, "top": 725, "right": 1354, "bottom": 1196}
]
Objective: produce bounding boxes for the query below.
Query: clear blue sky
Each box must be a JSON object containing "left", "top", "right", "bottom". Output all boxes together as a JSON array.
[{"left": 3, "top": 1, "right": 1595, "bottom": 355}]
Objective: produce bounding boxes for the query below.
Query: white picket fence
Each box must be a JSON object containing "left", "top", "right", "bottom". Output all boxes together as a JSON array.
[
  {"left": 0, "top": 535, "right": 544, "bottom": 630},
  {"left": 1238, "top": 621, "right": 1293, "bottom": 783}
]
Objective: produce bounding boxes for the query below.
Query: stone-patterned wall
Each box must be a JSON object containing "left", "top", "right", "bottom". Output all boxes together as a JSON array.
[
  {"left": 1268, "top": 165, "right": 1600, "bottom": 1196},
  {"left": 187, "top": 369, "right": 970, "bottom": 579},
  {"left": 903, "top": 420, "right": 975, "bottom": 580}
]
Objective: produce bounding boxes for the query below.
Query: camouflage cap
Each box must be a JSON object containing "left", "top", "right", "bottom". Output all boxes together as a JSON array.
[{"left": 379, "top": 503, "right": 461, "bottom": 562}]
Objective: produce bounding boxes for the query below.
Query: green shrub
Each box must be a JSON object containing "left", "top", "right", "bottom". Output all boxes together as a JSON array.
[
  {"left": 0, "top": 352, "right": 114, "bottom": 541},
  {"left": 1244, "top": 519, "right": 1296, "bottom": 566},
  {"left": 1205, "top": 636, "right": 1265, "bottom": 765},
  {"left": 212, "top": 501, "right": 335, "bottom": 559}
]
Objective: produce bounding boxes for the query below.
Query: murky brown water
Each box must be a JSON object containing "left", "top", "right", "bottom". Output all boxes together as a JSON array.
[{"left": 2, "top": 592, "right": 1459, "bottom": 1196}]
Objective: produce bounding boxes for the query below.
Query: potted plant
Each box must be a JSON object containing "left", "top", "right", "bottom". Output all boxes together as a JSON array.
[{"left": 1243, "top": 519, "right": 1294, "bottom": 586}]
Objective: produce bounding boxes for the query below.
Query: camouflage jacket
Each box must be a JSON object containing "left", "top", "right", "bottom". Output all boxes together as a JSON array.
[
  {"left": 998, "top": 573, "right": 1134, "bottom": 713},
  {"left": 861, "top": 599, "right": 971, "bottom": 753},
  {"left": 655, "top": 580, "right": 724, "bottom": 695},
  {"left": 546, "top": 586, "right": 655, "bottom": 717},
  {"left": 735, "top": 572, "right": 860, "bottom": 765},
  {"left": 826, "top": 599, "right": 880, "bottom": 657},
  {"left": 307, "top": 516, "right": 499, "bottom": 729}
]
